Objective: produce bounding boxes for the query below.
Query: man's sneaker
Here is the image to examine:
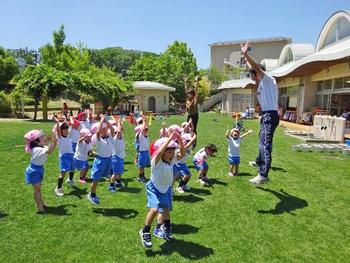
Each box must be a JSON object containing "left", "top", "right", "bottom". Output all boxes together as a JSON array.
[
  {"left": 177, "top": 186, "right": 185, "bottom": 194},
  {"left": 54, "top": 187, "right": 64, "bottom": 197},
  {"left": 228, "top": 172, "right": 234, "bottom": 177},
  {"left": 248, "top": 161, "right": 257, "bottom": 167},
  {"left": 182, "top": 184, "right": 191, "bottom": 191},
  {"left": 138, "top": 176, "right": 148, "bottom": 183},
  {"left": 114, "top": 181, "right": 124, "bottom": 188},
  {"left": 139, "top": 229, "right": 152, "bottom": 248},
  {"left": 161, "top": 224, "right": 173, "bottom": 241},
  {"left": 198, "top": 179, "right": 206, "bottom": 186},
  {"left": 153, "top": 228, "right": 165, "bottom": 239},
  {"left": 79, "top": 177, "right": 87, "bottom": 184},
  {"left": 66, "top": 179, "right": 75, "bottom": 187},
  {"left": 87, "top": 193, "right": 100, "bottom": 204},
  {"left": 249, "top": 174, "right": 269, "bottom": 185},
  {"left": 108, "top": 184, "right": 117, "bottom": 193}
]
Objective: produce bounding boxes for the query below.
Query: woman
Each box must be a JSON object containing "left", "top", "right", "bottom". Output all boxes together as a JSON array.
[
  {"left": 185, "top": 76, "right": 200, "bottom": 148},
  {"left": 61, "top": 102, "right": 69, "bottom": 118}
]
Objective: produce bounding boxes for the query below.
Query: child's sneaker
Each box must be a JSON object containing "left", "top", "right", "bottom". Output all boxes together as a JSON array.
[
  {"left": 177, "top": 186, "right": 185, "bottom": 194},
  {"left": 139, "top": 229, "right": 152, "bottom": 248},
  {"left": 183, "top": 184, "right": 191, "bottom": 191},
  {"left": 228, "top": 172, "right": 234, "bottom": 177},
  {"left": 54, "top": 187, "right": 64, "bottom": 197},
  {"left": 161, "top": 224, "right": 173, "bottom": 241},
  {"left": 114, "top": 181, "right": 124, "bottom": 188},
  {"left": 79, "top": 177, "right": 87, "bottom": 184},
  {"left": 153, "top": 228, "right": 165, "bottom": 239},
  {"left": 108, "top": 184, "right": 117, "bottom": 192},
  {"left": 66, "top": 179, "right": 75, "bottom": 187},
  {"left": 248, "top": 161, "right": 257, "bottom": 167},
  {"left": 87, "top": 193, "right": 100, "bottom": 204},
  {"left": 138, "top": 176, "right": 148, "bottom": 183}
]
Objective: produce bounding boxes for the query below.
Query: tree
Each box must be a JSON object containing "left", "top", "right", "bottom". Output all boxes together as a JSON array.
[
  {"left": 0, "top": 47, "right": 19, "bottom": 90},
  {"left": 206, "top": 66, "right": 228, "bottom": 91}
]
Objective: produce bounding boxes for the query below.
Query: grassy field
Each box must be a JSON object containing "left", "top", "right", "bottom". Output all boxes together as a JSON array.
[{"left": 0, "top": 113, "right": 349, "bottom": 262}]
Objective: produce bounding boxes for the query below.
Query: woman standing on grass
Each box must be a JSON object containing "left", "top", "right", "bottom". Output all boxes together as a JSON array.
[{"left": 185, "top": 76, "right": 200, "bottom": 149}]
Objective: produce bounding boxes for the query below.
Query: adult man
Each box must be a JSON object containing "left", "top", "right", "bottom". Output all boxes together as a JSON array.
[{"left": 241, "top": 42, "right": 279, "bottom": 184}]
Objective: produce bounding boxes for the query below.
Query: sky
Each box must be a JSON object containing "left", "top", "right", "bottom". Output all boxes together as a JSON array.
[{"left": 0, "top": 0, "right": 349, "bottom": 69}]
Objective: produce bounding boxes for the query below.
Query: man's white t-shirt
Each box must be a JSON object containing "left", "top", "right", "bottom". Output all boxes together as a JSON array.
[{"left": 257, "top": 73, "right": 278, "bottom": 112}]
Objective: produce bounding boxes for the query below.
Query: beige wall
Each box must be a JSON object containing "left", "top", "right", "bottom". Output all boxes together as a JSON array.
[
  {"left": 134, "top": 89, "right": 170, "bottom": 113},
  {"left": 221, "top": 88, "right": 253, "bottom": 112},
  {"left": 310, "top": 63, "right": 350, "bottom": 81},
  {"left": 278, "top": 77, "right": 300, "bottom": 88},
  {"left": 211, "top": 40, "right": 290, "bottom": 70}
]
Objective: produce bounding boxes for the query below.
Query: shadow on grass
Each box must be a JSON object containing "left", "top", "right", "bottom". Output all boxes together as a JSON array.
[
  {"left": 93, "top": 208, "right": 138, "bottom": 219},
  {"left": 172, "top": 224, "right": 200, "bottom": 235},
  {"left": 189, "top": 188, "right": 212, "bottom": 196},
  {"left": 271, "top": 167, "right": 287, "bottom": 172},
  {"left": 207, "top": 178, "right": 228, "bottom": 187},
  {"left": 0, "top": 211, "right": 8, "bottom": 220},
  {"left": 256, "top": 188, "right": 308, "bottom": 215},
  {"left": 238, "top": 172, "right": 253, "bottom": 177},
  {"left": 173, "top": 194, "right": 204, "bottom": 203},
  {"left": 124, "top": 161, "right": 134, "bottom": 165},
  {"left": 145, "top": 239, "right": 214, "bottom": 260},
  {"left": 43, "top": 204, "right": 77, "bottom": 216},
  {"left": 67, "top": 186, "right": 88, "bottom": 199},
  {"left": 119, "top": 187, "right": 142, "bottom": 194}
]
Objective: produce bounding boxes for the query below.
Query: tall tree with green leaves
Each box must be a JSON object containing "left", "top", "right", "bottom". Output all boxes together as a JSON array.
[{"left": 0, "top": 47, "right": 19, "bottom": 90}]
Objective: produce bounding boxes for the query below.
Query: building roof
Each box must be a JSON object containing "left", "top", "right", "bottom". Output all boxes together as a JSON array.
[
  {"left": 260, "top": 59, "right": 279, "bottom": 72},
  {"left": 218, "top": 78, "right": 256, "bottom": 90},
  {"left": 209, "top": 36, "right": 292, "bottom": 47},
  {"left": 133, "top": 81, "right": 176, "bottom": 92}
]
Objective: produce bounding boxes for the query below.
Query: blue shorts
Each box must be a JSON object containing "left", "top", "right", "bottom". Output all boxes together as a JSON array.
[
  {"left": 60, "top": 153, "right": 74, "bottom": 172},
  {"left": 173, "top": 164, "right": 180, "bottom": 176},
  {"left": 228, "top": 155, "right": 240, "bottom": 165},
  {"left": 176, "top": 163, "right": 191, "bottom": 177},
  {"left": 112, "top": 155, "right": 124, "bottom": 175},
  {"left": 72, "top": 143, "right": 77, "bottom": 153},
  {"left": 138, "top": 150, "right": 150, "bottom": 168},
  {"left": 25, "top": 163, "right": 44, "bottom": 185},
  {"left": 146, "top": 181, "right": 172, "bottom": 211},
  {"left": 193, "top": 159, "right": 209, "bottom": 171},
  {"left": 91, "top": 156, "right": 112, "bottom": 181},
  {"left": 74, "top": 158, "right": 89, "bottom": 171}
]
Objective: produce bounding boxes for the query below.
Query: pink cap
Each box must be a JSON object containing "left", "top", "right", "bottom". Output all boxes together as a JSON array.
[
  {"left": 134, "top": 124, "right": 143, "bottom": 134},
  {"left": 168, "top": 124, "right": 182, "bottom": 133},
  {"left": 108, "top": 119, "right": 117, "bottom": 126},
  {"left": 181, "top": 133, "right": 192, "bottom": 142},
  {"left": 136, "top": 117, "right": 143, "bottom": 124},
  {"left": 24, "top": 129, "right": 44, "bottom": 153},
  {"left": 91, "top": 134, "right": 97, "bottom": 145},
  {"left": 159, "top": 127, "right": 168, "bottom": 137},
  {"left": 90, "top": 123, "right": 99, "bottom": 134},
  {"left": 152, "top": 138, "right": 179, "bottom": 157},
  {"left": 80, "top": 128, "right": 92, "bottom": 138}
]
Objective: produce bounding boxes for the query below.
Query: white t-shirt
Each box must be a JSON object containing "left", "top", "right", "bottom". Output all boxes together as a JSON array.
[
  {"left": 138, "top": 134, "right": 150, "bottom": 152},
  {"left": 112, "top": 137, "right": 125, "bottom": 159},
  {"left": 69, "top": 127, "right": 81, "bottom": 143},
  {"left": 81, "top": 120, "right": 93, "bottom": 130},
  {"left": 95, "top": 135, "right": 113, "bottom": 158},
  {"left": 193, "top": 148, "right": 209, "bottom": 163},
  {"left": 57, "top": 136, "right": 73, "bottom": 157},
  {"left": 74, "top": 141, "right": 93, "bottom": 161},
  {"left": 227, "top": 137, "right": 241, "bottom": 157},
  {"left": 30, "top": 146, "right": 48, "bottom": 166},
  {"left": 177, "top": 148, "right": 191, "bottom": 164},
  {"left": 151, "top": 157, "right": 177, "bottom": 194},
  {"left": 257, "top": 73, "right": 278, "bottom": 112}
]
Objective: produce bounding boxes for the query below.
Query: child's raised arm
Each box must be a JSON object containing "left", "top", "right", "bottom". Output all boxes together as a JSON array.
[
  {"left": 184, "top": 133, "right": 196, "bottom": 149},
  {"left": 176, "top": 133, "right": 185, "bottom": 160},
  {"left": 154, "top": 134, "right": 174, "bottom": 165},
  {"left": 53, "top": 115, "right": 62, "bottom": 138},
  {"left": 225, "top": 129, "right": 230, "bottom": 139},
  {"left": 241, "top": 130, "right": 253, "bottom": 139},
  {"left": 96, "top": 116, "right": 105, "bottom": 140},
  {"left": 46, "top": 134, "right": 57, "bottom": 154}
]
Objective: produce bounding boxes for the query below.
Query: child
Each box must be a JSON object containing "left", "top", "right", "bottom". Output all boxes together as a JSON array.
[
  {"left": 54, "top": 116, "right": 75, "bottom": 196},
  {"left": 176, "top": 132, "right": 197, "bottom": 193},
  {"left": 136, "top": 117, "right": 150, "bottom": 183},
  {"left": 74, "top": 128, "right": 93, "bottom": 184},
  {"left": 226, "top": 128, "right": 252, "bottom": 176},
  {"left": 68, "top": 116, "right": 81, "bottom": 184},
  {"left": 192, "top": 144, "right": 218, "bottom": 186},
  {"left": 109, "top": 119, "right": 125, "bottom": 192},
  {"left": 181, "top": 119, "right": 193, "bottom": 134},
  {"left": 139, "top": 133, "right": 184, "bottom": 248},
  {"left": 88, "top": 117, "right": 114, "bottom": 204},
  {"left": 24, "top": 130, "right": 56, "bottom": 212}
]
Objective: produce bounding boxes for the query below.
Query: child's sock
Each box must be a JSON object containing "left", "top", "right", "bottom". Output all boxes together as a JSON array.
[
  {"left": 90, "top": 192, "right": 96, "bottom": 197},
  {"left": 179, "top": 178, "right": 189, "bottom": 187},
  {"left": 156, "top": 223, "right": 162, "bottom": 230},
  {"left": 57, "top": 178, "right": 64, "bottom": 189},
  {"left": 110, "top": 182, "right": 115, "bottom": 187},
  {"left": 164, "top": 220, "right": 171, "bottom": 230},
  {"left": 143, "top": 225, "right": 151, "bottom": 233},
  {"left": 69, "top": 172, "right": 74, "bottom": 180}
]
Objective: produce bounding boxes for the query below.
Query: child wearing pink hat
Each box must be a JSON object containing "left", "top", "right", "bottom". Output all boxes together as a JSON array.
[
  {"left": 139, "top": 132, "right": 185, "bottom": 248},
  {"left": 74, "top": 128, "right": 93, "bottom": 184},
  {"left": 24, "top": 130, "right": 56, "bottom": 212},
  {"left": 193, "top": 144, "right": 218, "bottom": 186}
]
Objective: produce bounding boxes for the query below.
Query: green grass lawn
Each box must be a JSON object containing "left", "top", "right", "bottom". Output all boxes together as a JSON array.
[{"left": 0, "top": 113, "right": 349, "bottom": 262}]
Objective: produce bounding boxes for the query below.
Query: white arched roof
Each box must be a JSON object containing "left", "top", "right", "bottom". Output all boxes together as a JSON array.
[
  {"left": 277, "top": 44, "right": 314, "bottom": 67},
  {"left": 261, "top": 59, "right": 278, "bottom": 72},
  {"left": 316, "top": 10, "right": 350, "bottom": 52},
  {"left": 218, "top": 78, "right": 255, "bottom": 90},
  {"left": 133, "top": 81, "right": 176, "bottom": 92}
]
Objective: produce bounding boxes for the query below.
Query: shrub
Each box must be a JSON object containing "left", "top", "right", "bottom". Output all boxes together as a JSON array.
[{"left": 0, "top": 91, "right": 12, "bottom": 116}]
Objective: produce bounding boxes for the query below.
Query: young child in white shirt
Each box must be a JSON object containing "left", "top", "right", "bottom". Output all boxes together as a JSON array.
[{"left": 192, "top": 144, "right": 217, "bottom": 186}]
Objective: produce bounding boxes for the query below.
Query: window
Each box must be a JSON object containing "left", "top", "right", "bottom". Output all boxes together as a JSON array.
[
  {"left": 334, "top": 78, "right": 344, "bottom": 89},
  {"left": 324, "top": 79, "right": 332, "bottom": 90},
  {"left": 163, "top": 95, "right": 166, "bottom": 104},
  {"left": 322, "top": 16, "right": 350, "bottom": 49},
  {"left": 317, "top": 81, "right": 324, "bottom": 92},
  {"left": 344, "top": 76, "right": 350, "bottom": 89}
]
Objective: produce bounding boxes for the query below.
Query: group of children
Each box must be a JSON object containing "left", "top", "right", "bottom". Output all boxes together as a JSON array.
[{"left": 24, "top": 109, "right": 253, "bottom": 247}]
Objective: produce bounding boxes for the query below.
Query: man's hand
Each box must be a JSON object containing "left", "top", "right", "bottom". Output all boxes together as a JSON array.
[{"left": 241, "top": 41, "right": 251, "bottom": 55}]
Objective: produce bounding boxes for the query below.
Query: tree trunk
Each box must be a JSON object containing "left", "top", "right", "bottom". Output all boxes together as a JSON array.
[
  {"left": 42, "top": 94, "right": 48, "bottom": 121},
  {"left": 33, "top": 100, "right": 39, "bottom": 121}
]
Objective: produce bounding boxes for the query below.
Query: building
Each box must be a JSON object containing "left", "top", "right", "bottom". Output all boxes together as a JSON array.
[
  {"left": 133, "top": 81, "right": 176, "bottom": 113},
  {"left": 209, "top": 37, "right": 291, "bottom": 71}
]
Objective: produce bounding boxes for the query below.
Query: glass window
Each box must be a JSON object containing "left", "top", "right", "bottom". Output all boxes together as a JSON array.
[
  {"left": 317, "top": 81, "right": 324, "bottom": 92},
  {"left": 334, "top": 78, "right": 344, "bottom": 89},
  {"left": 344, "top": 76, "right": 350, "bottom": 89},
  {"left": 324, "top": 22, "right": 337, "bottom": 47},
  {"left": 338, "top": 17, "right": 350, "bottom": 41},
  {"left": 163, "top": 95, "right": 166, "bottom": 104},
  {"left": 316, "top": 95, "right": 322, "bottom": 106},
  {"left": 324, "top": 79, "right": 332, "bottom": 90}
]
